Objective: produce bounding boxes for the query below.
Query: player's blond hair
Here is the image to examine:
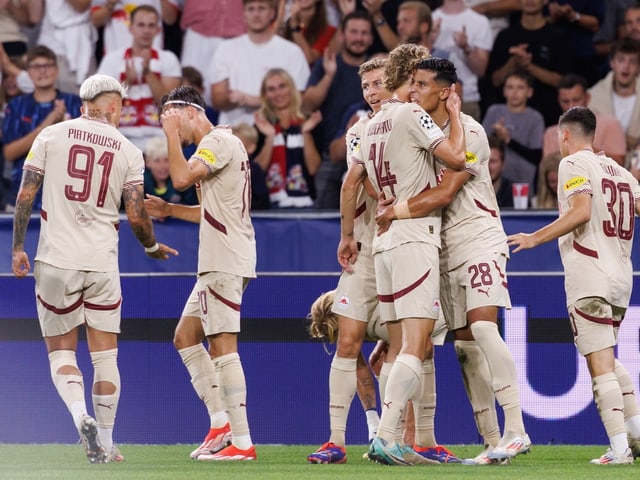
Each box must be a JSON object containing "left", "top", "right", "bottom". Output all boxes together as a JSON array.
[
  {"left": 383, "top": 44, "right": 429, "bottom": 91},
  {"left": 358, "top": 57, "right": 387, "bottom": 77},
  {"left": 80, "top": 74, "right": 127, "bottom": 102},
  {"left": 308, "top": 290, "right": 338, "bottom": 344}
]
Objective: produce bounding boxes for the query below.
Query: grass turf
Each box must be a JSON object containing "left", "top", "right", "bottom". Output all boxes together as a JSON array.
[{"left": 0, "top": 444, "right": 638, "bottom": 479}]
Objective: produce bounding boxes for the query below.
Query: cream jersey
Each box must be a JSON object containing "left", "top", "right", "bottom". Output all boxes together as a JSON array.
[
  {"left": 557, "top": 150, "right": 640, "bottom": 307},
  {"left": 346, "top": 115, "right": 376, "bottom": 258},
  {"left": 24, "top": 116, "right": 144, "bottom": 272},
  {"left": 354, "top": 100, "right": 446, "bottom": 254},
  {"left": 439, "top": 113, "right": 509, "bottom": 271},
  {"left": 192, "top": 125, "right": 256, "bottom": 278}
]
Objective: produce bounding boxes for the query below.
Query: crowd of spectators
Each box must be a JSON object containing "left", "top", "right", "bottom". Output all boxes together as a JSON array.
[{"left": 2, "top": 0, "right": 640, "bottom": 213}]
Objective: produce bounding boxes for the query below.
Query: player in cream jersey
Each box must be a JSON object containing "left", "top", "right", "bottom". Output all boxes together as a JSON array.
[
  {"left": 340, "top": 44, "right": 466, "bottom": 466},
  {"left": 508, "top": 106, "right": 640, "bottom": 465},
  {"left": 192, "top": 126, "right": 256, "bottom": 277},
  {"left": 26, "top": 117, "right": 142, "bottom": 271},
  {"left": 438, "top": 114, "right": 509, "bottom": 269},
  {"left": 159, "top": 85, "right": 257, "bottom": 462},
  {"left": 356, "top": 99, "right": 446, "bottom": 255},
  {"left": 376, "top": 58, "right": 528, "bottom": 464},
  {"left": 308, "top": 58, "right": 389, "bottom": 465},
  {"left": 12, "top": 74, "right": 177, "bottom": 464},
  {"left": 557, "top": 151, "right": 635, "bottom": 309}
]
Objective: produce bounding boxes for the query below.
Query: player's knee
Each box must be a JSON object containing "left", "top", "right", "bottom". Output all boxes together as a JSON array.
[
  {"left": 336, "top": 334, "right": 363, "bottom": 358},
  {"left": 174, "top": 330, "right": 200, "bottom": 349},
  {"left": 49, "top": 350, "right": 81, "bottom": 378},
  {"left": 174, "top": 317, "right": 204, "bottom": 349},
  {"left": 336, "top": 341, "right": 360, "bottom": 358},
  {"left": 55, "top": 364, "right": 81, "bottom": 376},
  {"left": 92, "top": 380, "right": 117, "bottom": 395},
  {"left": 90, "top": 348, "right": 120, "bottom": 389}
]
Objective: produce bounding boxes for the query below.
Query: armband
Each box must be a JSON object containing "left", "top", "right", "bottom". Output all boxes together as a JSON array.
[
  {"left": 144, "top": 243, "right": 160, "bottom": 253},
  {"left": 393, "top": 201, "right": 411, "bottom": 220}
]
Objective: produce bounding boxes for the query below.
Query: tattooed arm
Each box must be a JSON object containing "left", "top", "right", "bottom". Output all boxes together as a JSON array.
[
  {"left": 12, "top": 170, "right": 43, "bottom": 277},
  {"left": 123, "top": 183, "right": 178, "bottom": 260}
]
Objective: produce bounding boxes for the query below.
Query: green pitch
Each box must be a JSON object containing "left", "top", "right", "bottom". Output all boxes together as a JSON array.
[{"left": 0, "top": 444, "right": 638, "bottom": 480}]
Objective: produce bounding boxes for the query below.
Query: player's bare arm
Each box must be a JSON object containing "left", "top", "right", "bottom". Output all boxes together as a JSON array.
[
  {"left": 375, "top": 168, "right": 471, "bottom": 235},
  {"left": 124, "top": 184, "right": 179, "bottom": 260},
  {"left": 356, "top": 351, "right": 378, "bottom": 409},
  {"left": 337, "top": 164, "right": 366, "bottom": 272},
  {"left": 507, "top": 193, "right": 591, "bottom": 253},
  {"left": 11, "top": 169, "right": 43, "bottom": 277},
  {"left": 144, "top": 193, "right": 201, "bottom": 224},
  {"left": 161, "top": 108, "right": 210, "bottom": 190}
]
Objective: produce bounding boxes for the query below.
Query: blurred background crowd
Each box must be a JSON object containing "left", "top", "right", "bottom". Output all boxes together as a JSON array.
[{"left": 1, "top": 0, "right": 640, "bottom": 213}]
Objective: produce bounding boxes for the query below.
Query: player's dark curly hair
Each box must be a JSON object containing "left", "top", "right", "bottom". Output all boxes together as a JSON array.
[
  {"left": 414, "top": 57, "right": 458, "bottom": 86},
  {"left": 159, "top": 85, "right": 206, "bottom": 111},
  {"left": 307, "top": 290, "right": 338, "bottom": 344}
]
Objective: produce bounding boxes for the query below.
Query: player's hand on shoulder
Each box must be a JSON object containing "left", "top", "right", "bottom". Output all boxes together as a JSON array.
[
  {"left": 146, "top": 243, "right": 179, "bottom": 260},
  {"left": 12, "top": 250, "right": 31, "bottom": 278}
]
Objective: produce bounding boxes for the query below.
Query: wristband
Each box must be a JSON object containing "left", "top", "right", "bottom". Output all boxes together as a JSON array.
[
  {"left": 393, "top": 201, "right": 411, "bottom": 220},
  {"left": 144, "top": 243, "right": 160, "bottom": 253}
]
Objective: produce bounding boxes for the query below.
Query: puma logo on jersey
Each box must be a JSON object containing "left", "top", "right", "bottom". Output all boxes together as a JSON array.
[{"left": 478, "top": 287, "right": 491, "bottom": 297}]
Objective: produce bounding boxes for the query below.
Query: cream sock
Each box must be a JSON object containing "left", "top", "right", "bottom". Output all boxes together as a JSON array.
[{"left": 328, "top": 356, "right": 357, "bottom": 446}]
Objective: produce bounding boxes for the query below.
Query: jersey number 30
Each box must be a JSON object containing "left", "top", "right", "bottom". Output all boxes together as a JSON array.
[{"left": 602, "top": 179, "right": 634, "bottom": 240}]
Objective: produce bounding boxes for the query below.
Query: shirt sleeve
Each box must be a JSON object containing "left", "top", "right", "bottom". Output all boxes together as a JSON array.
[
  {"left": 209, "top": 41, "right": 232, "bottom": 84},
  {"left": 125, "top": 148, "right": 145, "bottom": 187},
  {"left": 408, "top": 105, "right": 445, "bottom": 153},
  {"left": 192, "top": 133, "right": 233, "bottom": 175},
  {"left": 24, "top": 126, "right": 51, "bottom": 173},
  {"left": 160, "top": 50, "right": 182, "bottom": 78},
  {"left": 463, "top": 124, "right": 489, "bottom": 177},
  {"left": 559, "top": 155, "right": 592, "bottom": 201}
]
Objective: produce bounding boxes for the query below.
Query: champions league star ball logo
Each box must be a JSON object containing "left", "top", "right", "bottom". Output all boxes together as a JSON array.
[
  {"left": 419, "top": 114, "right": 435, "bottom": 130},
  {"left": 348, "top": 136, "right": 360, "bottom": 153}
]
